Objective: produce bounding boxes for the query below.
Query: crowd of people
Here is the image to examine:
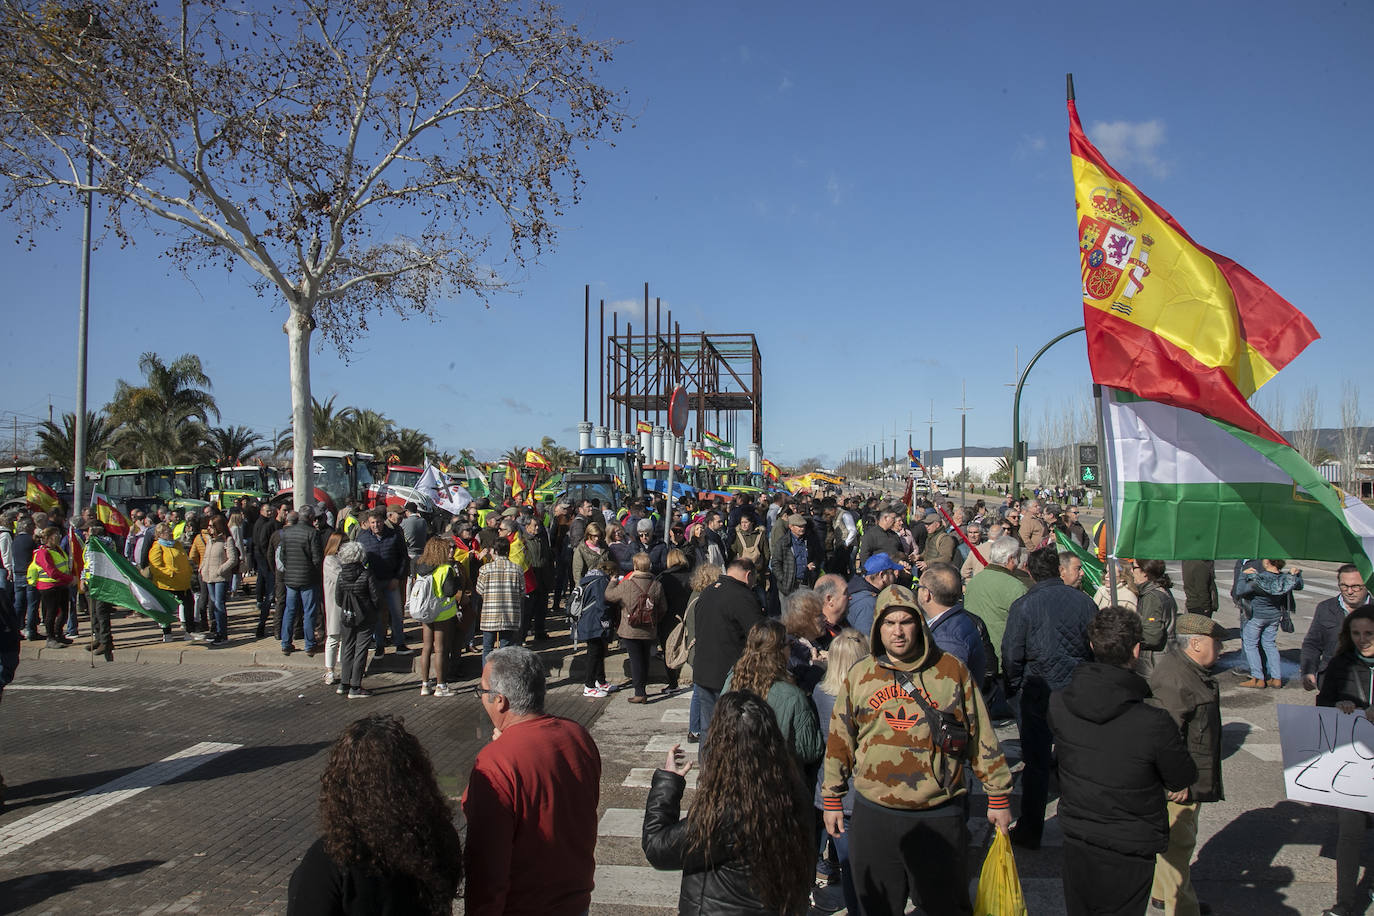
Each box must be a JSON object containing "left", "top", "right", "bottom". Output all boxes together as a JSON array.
[{"left": 1, "top": 484, "right": 1369, "bottom": 915}]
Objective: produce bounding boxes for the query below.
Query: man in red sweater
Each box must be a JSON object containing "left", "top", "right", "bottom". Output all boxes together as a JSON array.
[{"left": 463, "top": 646, "right": 602, "bottom": 915}]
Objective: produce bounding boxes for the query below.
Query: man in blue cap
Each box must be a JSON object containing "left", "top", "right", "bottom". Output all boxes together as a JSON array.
[{"left": 846, "top": 552, "right": 903, "bottom": 636}]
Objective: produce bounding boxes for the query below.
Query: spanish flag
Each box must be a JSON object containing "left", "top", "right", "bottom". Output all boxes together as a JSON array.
[
  {"left": 524, "top": 449, "right": 552, "bottom": 470},
  {"left": 1069, "top": 96, "right": 1318, "bottom": 444},
  {"left": 91, "top": 488, "right": 130, "bottom": 539},
  {"left": 636, "top": 420, "right": 652, "bottom": 434},
  {"left": 762, "top": 459, "right": 781, "bottom": 481},
  {"left": 26, "top": 475, "right": 60, "bottom": 513}
]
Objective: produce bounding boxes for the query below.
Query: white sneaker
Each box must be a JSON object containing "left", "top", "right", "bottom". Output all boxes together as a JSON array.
[
  {"left": 419, "top": 682, "right": 433, "bottom": 696},
  {"left": 324, "top": 670, "right": 336, "bottom": 686},
  {"left": 583, "top": 686, "right": 608, "bottom": 698},
  {"left": 598, "top": 682, "right": 620, "bottom": 693},
  {"left": 434, "top": 684, "right": 455, "bottom": 698}
]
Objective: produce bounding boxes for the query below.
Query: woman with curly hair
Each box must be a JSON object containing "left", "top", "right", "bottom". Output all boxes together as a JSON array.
[
  {"left": 643, "top": 690, "right": 814, "bottom": 915},
  {"left": 288, "top": 714, "right": 462, "bottom": 915},
  {"left": 722, "top": 618, "right": 823, "bottom": 768}
]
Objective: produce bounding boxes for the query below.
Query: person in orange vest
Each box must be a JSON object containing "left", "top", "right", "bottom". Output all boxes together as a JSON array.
[{"left": 32, "top": 527, "right": 74, "bottom": 648}]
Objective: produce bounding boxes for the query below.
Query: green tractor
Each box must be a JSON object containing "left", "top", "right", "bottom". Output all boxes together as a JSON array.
[{"left": 208, "top": 465, "right": 281, "bottom": 510}]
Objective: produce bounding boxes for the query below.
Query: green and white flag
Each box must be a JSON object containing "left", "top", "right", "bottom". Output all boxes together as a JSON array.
[
  {"left": 1103, "top": 388, "right": 1374, "bottom": 580},
  {"left": 83, "top": 533, "right": 178, "bottom": 626}
]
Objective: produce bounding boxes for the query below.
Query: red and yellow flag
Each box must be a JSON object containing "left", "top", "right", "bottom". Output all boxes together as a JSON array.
[
  {"left": 1069, "top": 98, "right": 1318, "bottom": 443},
  {"left": 523, "top": 449, "right": 552, "bottom": 470},
  {"left": 26, "top": 474, "right": 60, "bottom": 513},
  {"left": 635, "top": 420, "right": 652, "bottom": 434},
  {"left": 91, "top": 489, "right": 129, "bottom": 539},
  {"left": 762, "top": 459, "right": 781, "bottom": 481}
]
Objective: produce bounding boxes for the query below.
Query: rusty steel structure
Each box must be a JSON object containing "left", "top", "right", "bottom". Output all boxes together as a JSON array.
[{"left": 581, "top": 283, "right": 763, "bottom": 450}]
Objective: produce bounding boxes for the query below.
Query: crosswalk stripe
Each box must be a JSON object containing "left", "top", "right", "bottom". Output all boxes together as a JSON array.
[
  {"left": 624, "top": 767, "right": 697, "bottom": 789},
  {"left": 598, "top": 807, "right": 645, "bottom": 837},
  {"left": 592, "top": 864, "right": 681, "bottom": 908},
  {"left": 645, "top": 734, "right": 698, "bottom": 754},
  {"left": 1240, "top": 743, "right": 1284, "bottom": 762},
  {"left": 659, "top": 708, "right": 690, "bottom": 723}
]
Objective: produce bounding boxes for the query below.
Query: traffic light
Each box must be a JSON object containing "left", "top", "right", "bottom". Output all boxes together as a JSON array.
[{"left": 1078, "top": 444, "right": 1099, "bottom": 486}]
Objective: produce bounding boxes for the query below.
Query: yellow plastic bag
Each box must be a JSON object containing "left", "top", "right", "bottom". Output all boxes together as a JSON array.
[{"left": 973, "top": 829, "right": 1029, "bottom": 916}]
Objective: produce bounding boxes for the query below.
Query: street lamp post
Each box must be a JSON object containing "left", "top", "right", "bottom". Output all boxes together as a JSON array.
[{"left": 1010, "top": 326, "right": 1085, "bottom": 498}]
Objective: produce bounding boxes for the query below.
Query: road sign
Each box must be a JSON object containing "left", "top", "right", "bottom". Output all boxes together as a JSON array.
[
  {"left": 1080, "top": 464, "right": 1100, "bottom": 485},
  {"left": 667, "top": 386, "right": 689, "bottom": 437},
  {"left": 908, "top": 448, "right": 921, "bottom": 469},
  {"left": 1078, "top": 444, "right": 1099, "bottom": 465}
]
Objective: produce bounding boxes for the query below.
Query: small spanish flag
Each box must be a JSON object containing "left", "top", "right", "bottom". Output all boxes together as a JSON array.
[
  {"left": 524, "top": 449, "right": 552, "bottom": 470},
  {"left": 26, "top": 474, "right": 61, "bottom": 513},
  {"left": 636, "top": 420, "right": 652, "bottom": 434},
  {"left": 91, "top": 488, "right": 130, "bottom": 539}
]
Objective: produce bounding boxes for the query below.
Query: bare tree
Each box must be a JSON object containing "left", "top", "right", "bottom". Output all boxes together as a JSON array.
[
  {"left": 1292, "top": 386, "right": 1321, "bottom": 467},
  {"left": 1256, "top": 389, "right": 1288, "bottom": 440},
  {"left": 0, "top": 0, "right": 622, "bottom": 507},
  {"left": 1340, "top": 381, "right": 1365, "bottom": 493}
]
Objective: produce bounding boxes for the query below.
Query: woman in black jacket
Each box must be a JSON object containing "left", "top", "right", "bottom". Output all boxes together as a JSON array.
[
  {"left": 287, "top": 714, "right": 461, "bottom": 915},
  {"left": 334, "top": 542, "right": 382, "bottom": 699},
  {"left": 657, "top": 548, "right": 693, "bottom": 694},
  {"left": 1316, "top": 606, "right": 1374, "bottom": 916},
  {"left": 642, "top": 690, "right": 813, "bottom": 915}
]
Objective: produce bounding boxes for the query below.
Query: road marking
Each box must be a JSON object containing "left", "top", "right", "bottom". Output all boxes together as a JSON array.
[
  {"left": 7, "top": 685, "right": 123, "bottom": 693},
  {"left": 0, "top": 741, "right": 242, "bottom": 858},
  {"left": 1240, "top": 743, "right": 1284, "bottom": 762},
  {"left": 598, "top": 807, "right": 645, "bottom": 837},
  {"left": 592, "top": 864, "right": 681, "bottom": 908},
  {"left": 624, "top": 767, "right": 697, "bottom": 789},
  {"left": 644, "top": 735, "right": 697, "bottom": 754}
]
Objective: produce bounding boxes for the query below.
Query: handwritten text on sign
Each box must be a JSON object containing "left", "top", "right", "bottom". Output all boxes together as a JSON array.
[{"left": 1276, "top": 704, "right": 1374, "bottom": 814}]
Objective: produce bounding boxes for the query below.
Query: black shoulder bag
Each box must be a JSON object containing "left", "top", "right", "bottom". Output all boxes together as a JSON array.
[{"left": 886, "top": 659, "right": 971, "bottom": 774}]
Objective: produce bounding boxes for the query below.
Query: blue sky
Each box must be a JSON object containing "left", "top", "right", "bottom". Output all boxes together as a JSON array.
[{"left": 3, "top": 0, "right": 1371, "bottom": 465}]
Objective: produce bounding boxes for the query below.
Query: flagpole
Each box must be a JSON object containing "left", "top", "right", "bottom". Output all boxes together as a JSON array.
[{"left": 1093, "top": 383, "right": 1119, "bottom": 607}]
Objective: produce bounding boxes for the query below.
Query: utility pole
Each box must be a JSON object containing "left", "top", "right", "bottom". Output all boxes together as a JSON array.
[
  {"left": 955, "top": 380, "right": 973, "bottom": 504},
  {"left": 926, "top": 399, "right": 937, "bottom": 483}
]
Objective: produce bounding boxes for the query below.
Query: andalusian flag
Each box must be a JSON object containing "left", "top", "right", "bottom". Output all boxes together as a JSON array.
[
  {"left": 1055, "top": 528, "right": 1105, "bottom": 595},
  {"left": 1070, "top": 98, "right": 1318, "bottom": 443},
  {"left": 1103, "top": 389, "right": 1374, "bottom": 581},
  {"left": 83, "top": 533, "right": 177, "bottom": 626},
  {"left": 703, "top": 431, "right": 733, "bottom": 455},
  {"left": 91, "top": 488, "right": 130, "bottom": 539},
  {"left": 26, "top": 475, "right": 60, "bottom": 513},
  {"left": 636, "top": 420, "right": 652, "bottom": 434},
  {"left": 524, "top": 449, "right": 552, "bottom": 470}
]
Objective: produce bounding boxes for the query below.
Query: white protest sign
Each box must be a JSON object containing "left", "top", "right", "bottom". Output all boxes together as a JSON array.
[{"left": 1276, "top": 703, "right": 1374, "bottom": 814}]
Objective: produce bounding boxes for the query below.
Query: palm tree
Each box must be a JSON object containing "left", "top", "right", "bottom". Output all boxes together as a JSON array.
[
  {"left": 36, "top": 411, "right": 118, "bottom": 475},
  {"left": 205, "top": 425, "right": 266, "bottom": 466},
  {"left": 277, "top": 395, "right": 347, "bottom": 453},
  {"left": 115, "top": 414, "right": 211, "bottom": 468},
  {"left": 109, "top": 352, "right": 219, "bottom": 427},
  {"left": 501, "top": 446, "right": 528, "bottom": 467},
  {"left": 341, "top": 407, "right": 395, "bottom": 455},
  {"left": 538, "top": 436, "right": 578, "bottom": 470},
  {"left": 385, "top": 427, "right": 433, "bottom": 466}
]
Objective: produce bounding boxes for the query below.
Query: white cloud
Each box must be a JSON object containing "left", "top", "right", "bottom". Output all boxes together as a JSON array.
[{"left": 1088, "top": 119, "right": 1170, "bottom": 179}]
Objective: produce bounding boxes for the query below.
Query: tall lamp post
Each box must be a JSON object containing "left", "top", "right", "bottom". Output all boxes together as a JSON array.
[{"left": 1010, "top": 326, "right": 1085, "bottom": 498}]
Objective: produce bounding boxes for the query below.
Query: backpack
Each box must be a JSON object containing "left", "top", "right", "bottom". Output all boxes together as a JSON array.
[
  {"left": 406, "top": 572, "right": 444, "bottom": 624},
  {"left": 626, "top": 578, "right": 657, "bottom": 629},
  {"left": 566, "top": 582, "right": 588, "bottom": 622},
  {"left": 664, "top": 615, "right": 693, "bottom": 669}
]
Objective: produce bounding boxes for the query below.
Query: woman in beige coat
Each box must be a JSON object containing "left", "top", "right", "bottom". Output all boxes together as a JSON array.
[
  {"left": 199, "top": 515, "right": 241, "bottom": 645},
  {"left": 606, "top": 552, "right": 664, "bottom": 704}
]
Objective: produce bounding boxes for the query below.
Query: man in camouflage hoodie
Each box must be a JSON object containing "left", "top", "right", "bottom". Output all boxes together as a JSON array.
[{"left": 822, "top": 584, "right": 1013, "bottom": 916}]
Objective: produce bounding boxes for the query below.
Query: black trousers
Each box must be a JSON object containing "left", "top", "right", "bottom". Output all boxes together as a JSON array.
[
  {"left": 1014, "top": 688, "right": 1054, "bottom": 843},
  {"left": 849, "top": 793, "right": 971, "bottom": 916},
  {"left": 339, "top": 624, "right": 372, "bottom": 689},
  {"left": 1061, "top": 837, "right": 1154, "bottom": 916},
  {"left": 623, "top": 637, "right": 653, "bottom": 697},
  {"left": 583, "top": 636, "right": 608, "bottom": 688}
]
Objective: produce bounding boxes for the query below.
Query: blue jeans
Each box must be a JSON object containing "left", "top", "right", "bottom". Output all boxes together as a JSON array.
[
  {"left": 695, "top": 685, "right": 721, "bottom": 757},
  {"left": 207, "top": 581, "right": 228, "bottom": 638},
  {"left": 256, "top": 563, "right": 274, "bottom": 612},
  {"left": 372, "top": 582, "right": 408, "bottom": 650},
  {"left": 482, "top": 629, "right": 516, "bottom": 664},
  {"left": 16, "top": 583, "right": 39, "bottom": 635},
  {"left": 1243, "top": 616, "right": 1282, "bottom": 680},
  {"left": 283, "top": 586, "right": 319, "bottom": 651}
]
